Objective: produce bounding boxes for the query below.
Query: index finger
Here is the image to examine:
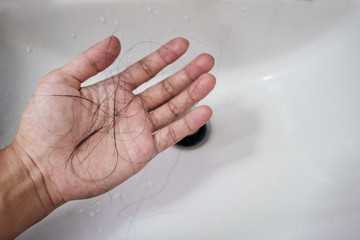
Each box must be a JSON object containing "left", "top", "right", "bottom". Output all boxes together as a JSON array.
[{"left": 118, "top": 38, "right": 189, "bottom": 91}]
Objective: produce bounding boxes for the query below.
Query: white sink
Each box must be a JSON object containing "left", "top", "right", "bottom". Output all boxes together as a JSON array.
[{"left": 1, "top": 0, "right": 360, "bottom": 239}]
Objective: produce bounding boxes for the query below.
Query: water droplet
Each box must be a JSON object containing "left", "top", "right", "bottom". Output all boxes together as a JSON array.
[
  {"left": 184, "top": 15, "right": 189, "bottom": 21},
  {"left": 78, "top": 208, "right": 84, "bottom": 213},
  {"left": 26, "top": 46, "right": 32, "bottom": 53},
  {"left": 75, "top": 223, "right": 83, "bottom": 230},
  {"left": 70, "top": 33, "right": 76, "bottom": 39},
  {"left": 97, "top": 227, "right": 104, "bottom": 234},
  {"left": 147, "top": 6, "right": 153, "bottom": 12},
  {"left": 89, "top": 211, "right": 95, "bottom": 218},
  {"left": 114, "top": 19, "right": 119, "bottom": 25},
  {"left": 95, "top": 208, "right": 101, "bottom": 214},
  {"left": 99, "top": 16, "right": 105, "bottom": 23},
  {"left": 262, "top": 75, "right": 274, "bottom": 82},
  {"left": 241, "top": 6, "right": 247, "bottom": 11}
]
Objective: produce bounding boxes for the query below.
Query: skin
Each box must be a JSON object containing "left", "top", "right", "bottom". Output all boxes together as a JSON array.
[{"left": 0, "top": 36, "right": 215, "bottom": 239}]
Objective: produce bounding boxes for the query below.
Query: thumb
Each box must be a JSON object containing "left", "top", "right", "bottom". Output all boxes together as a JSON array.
[{"left": 57, "top": 36, "right": 121, "bottom": 88}]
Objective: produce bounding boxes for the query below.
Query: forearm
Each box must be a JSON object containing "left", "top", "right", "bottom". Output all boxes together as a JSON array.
[{"left": 0, "top": 144, "right": 57, "bottom": 239}]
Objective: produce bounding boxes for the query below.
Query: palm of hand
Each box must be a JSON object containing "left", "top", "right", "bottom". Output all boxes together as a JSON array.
[{"left": 14, "top": 36, "right": 215, "bottom": 204}]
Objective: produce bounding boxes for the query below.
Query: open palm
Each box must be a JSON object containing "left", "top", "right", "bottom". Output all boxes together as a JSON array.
[{"left": 13, "top": 36, "right": 215, "bottom": 205}]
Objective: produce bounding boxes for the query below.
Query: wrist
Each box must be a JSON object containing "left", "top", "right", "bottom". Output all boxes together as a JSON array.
[{"left": 0, "top": 143, "right": 63, "bottom": 239}]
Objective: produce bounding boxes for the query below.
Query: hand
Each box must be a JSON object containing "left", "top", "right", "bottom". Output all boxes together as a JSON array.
[{"left": 13, "top": 36, "right": 215, "bottom": 207}]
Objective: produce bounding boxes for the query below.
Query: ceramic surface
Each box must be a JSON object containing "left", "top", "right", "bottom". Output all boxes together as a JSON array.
[{"left": 1, "top": 1, "right": 360, "bottom": 239}]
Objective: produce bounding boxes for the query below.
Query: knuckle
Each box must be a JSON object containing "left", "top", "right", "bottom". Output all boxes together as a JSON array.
[
  {"left": 184, "top": 116, "right": 194, "bottom": 132},
  {"left": 142, "top": 92, "right": 156, "bottom": 110},
  {"left": 138, "top": 59, "right": 154, "bottom": 79},
  {"left": 181, "top": 68, "right": 193, "bottom": 83},
  {"left": 121, "top": 68, "right": 138, "bottom": 88},
  {"left": 187, "top": 87, "right": 198, "bottom": 103},
  {"left": 167, "top": 101, "right": 180, "bottom": 120},
  {"left": 167, "top": 125, "right": 178, "bottom": 143},
  {"left": 157, "top": 45, "right": 177, "bottom": 65},
  {"left": 162, "top": 79, "right": 176, "bottom": 97},
  {"left": 149, "top": 112, "right": 161, "bottom": 130},
  {"left": 82, "top": 52, "right": 100, "bottom": 74}
]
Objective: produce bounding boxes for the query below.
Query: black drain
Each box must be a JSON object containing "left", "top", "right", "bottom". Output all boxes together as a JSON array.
[{"left": 175, "top": 122, "right": 210, "bottom": 149}]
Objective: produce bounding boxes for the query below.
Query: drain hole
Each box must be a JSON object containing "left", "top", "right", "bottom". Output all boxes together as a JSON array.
[{"left": 175, "top": 122, "right": 210, "bottom": 149}]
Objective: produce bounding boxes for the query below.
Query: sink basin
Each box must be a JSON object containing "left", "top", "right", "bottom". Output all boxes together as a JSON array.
[{"left": 1, "top": 0, "right": 360, "bottom": 239}]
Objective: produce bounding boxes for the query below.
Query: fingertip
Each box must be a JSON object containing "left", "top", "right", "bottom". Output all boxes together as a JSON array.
[
  {"left": 204, "top": 53, "right": 215, "bottom": 67},
  {"left": 87, "top": 35, "right": 121, "bottom": 66},
  {"left": 159, "top": 37, "right": 190, "bottom": 64},
  {"left": 173, "top": 37, "right": 190, "bottom": 48},
  {"left": 196, "top": 53, "right": 215, "bottom": 71},
  {"left": 190, "top": 105, "right": 213, "bottom": 126},
  {"left": 193, "top": 73, "right": 216, "bottom": 101},
  {"left": 109, "top": 35, "right": 120, "bottom": 44},
  {"left": 203, "top": 72, "right": 216, "bottom": 89},
  {"left": 200, "top": 105, "right": 213, "bottom": 119},
  {"left": 106, "top": 35, "right": 121, "bottom": 56},
  {"left": 166, "top": 37, "right": 190, "bottom": 54},
  {"left": 108, "top": 35, "right": 120, "bottom": 43}
]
